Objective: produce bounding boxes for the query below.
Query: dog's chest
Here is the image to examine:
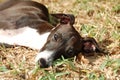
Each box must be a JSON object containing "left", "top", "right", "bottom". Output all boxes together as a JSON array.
[{"left": 0, "top": 27, "right": 50, "bottom": 50}]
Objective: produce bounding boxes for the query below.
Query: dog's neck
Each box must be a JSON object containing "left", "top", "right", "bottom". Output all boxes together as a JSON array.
[{"left": 0, "top": 26, "right": 51, "bottom": 50}]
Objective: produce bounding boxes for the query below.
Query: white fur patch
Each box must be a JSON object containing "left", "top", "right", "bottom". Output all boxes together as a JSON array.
[
  {"left": 0, "top": 27, "right": 50, "bottom": 50},
  {"left": 35, "top": 50, "right": 54, "bottom": 66}
]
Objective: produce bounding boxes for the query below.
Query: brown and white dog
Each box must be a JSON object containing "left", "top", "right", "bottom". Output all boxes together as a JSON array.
[{"left": 0, "top": 0, "right": 102, "bottom": 68}]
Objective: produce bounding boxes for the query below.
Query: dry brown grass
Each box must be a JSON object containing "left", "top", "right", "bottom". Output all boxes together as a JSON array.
[{"left": 0, "top": 0, "right": 120, "bottom": 80}]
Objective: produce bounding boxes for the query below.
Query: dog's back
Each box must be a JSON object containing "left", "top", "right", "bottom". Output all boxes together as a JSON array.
[{"left": 0, "top": 0, "right": 51, "bottom": 30}]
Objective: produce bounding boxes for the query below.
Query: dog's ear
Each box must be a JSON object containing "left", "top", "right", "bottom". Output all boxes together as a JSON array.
[
  {"left": 81, "top": 37, "right": 103, "bottom": 53},
  {"left": 50, "top": 13, "right": 75, "bottom": 25},
  {"left": 60, "top": 14, "right": 71, "bottom": 24}
]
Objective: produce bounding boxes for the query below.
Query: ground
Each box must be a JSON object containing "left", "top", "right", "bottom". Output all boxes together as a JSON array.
[{"left": 0, "top": 0, "right": 120, "bottom": 80}]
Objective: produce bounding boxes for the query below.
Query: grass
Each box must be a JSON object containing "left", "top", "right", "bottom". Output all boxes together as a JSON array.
[{"left": 0, "top": 0, "right": 120, "bottom": 80}]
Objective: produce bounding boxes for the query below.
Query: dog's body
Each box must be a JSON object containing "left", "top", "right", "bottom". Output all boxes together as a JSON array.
[
  {"left": 0, "top": 0, "right": 102, "bottom": 68},
  {"left": 0, "top": 0, "right": 53, "bottom": 50}
]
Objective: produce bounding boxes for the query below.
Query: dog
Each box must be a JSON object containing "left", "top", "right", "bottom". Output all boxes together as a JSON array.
[{"left": 0, "top": 0, "right": 103, "bottom": 68}]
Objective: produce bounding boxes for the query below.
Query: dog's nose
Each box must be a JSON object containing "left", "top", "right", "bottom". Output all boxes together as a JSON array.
[
  {"left": 38, "top": 58, "right": 49, "bottom": 68},
  {"left": 35, "top": 50, "right": 54, "bottom": 68}
]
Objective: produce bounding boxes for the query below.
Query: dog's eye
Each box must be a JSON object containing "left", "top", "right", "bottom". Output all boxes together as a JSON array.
[
  {"left": 54, "top": 34, "right": 58, "bottom": 41},
  {"left": 68, "top": 48, "right": 74, "bottom": 55}
]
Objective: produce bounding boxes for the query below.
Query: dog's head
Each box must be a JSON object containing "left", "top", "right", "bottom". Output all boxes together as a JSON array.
[{"left": 35, "top": 15, "right": 102, "bottom": 68}]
